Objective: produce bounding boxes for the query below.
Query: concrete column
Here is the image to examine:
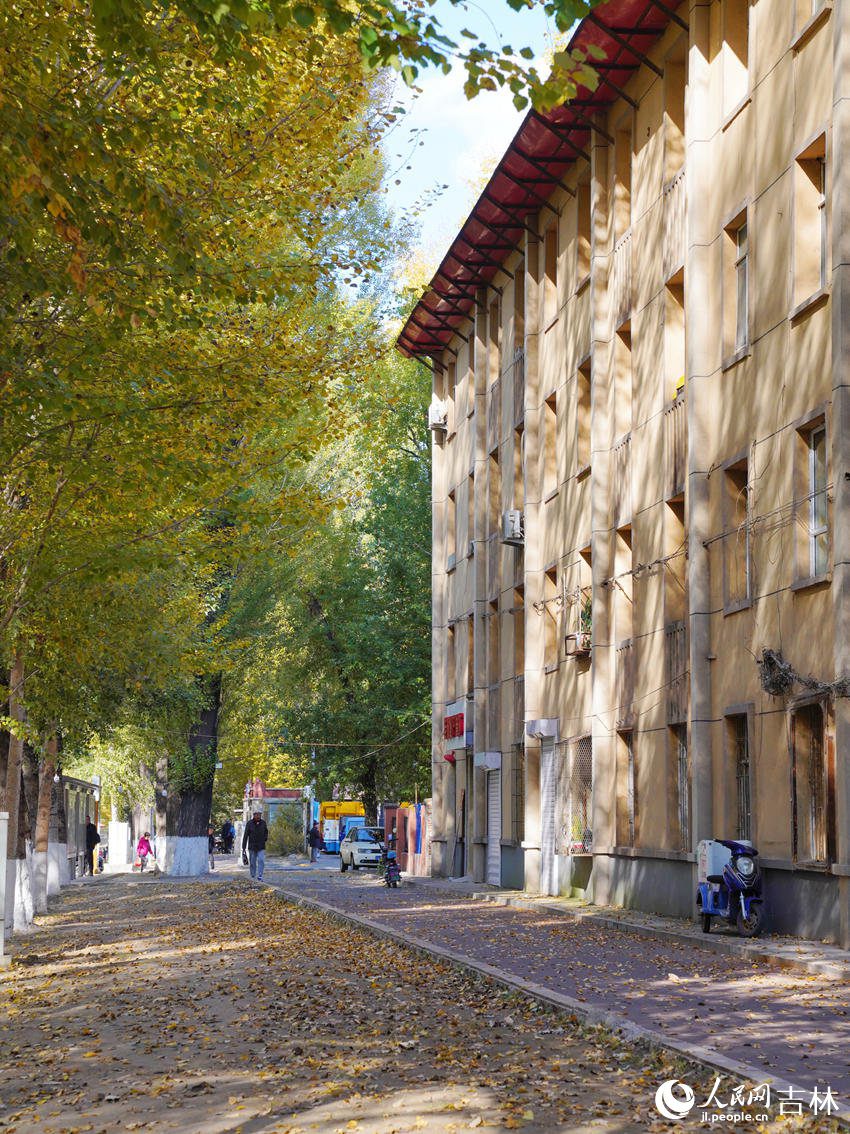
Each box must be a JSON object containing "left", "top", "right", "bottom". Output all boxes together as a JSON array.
[
  {"left": 686, "top": 0, "right": 715, "bottom": 851},
  {"left": 523, "top": 225, "right": 542, "bottom": 890},
  {"left": 431, "top": 354, "right": 450, "bottom": 876},
  {"left": 472, "top": 287, "right": 490, "bottom": 881},
  {"left": 589, "top": 112, "right": 615, "bottom": 899},
  {"left": 831, "top": 0, "right": 850, "bottom": 946}
]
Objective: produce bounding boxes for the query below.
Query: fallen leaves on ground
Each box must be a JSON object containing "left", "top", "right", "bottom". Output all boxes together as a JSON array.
[{"left": 0, "top": 878, "right": 841, "bottom": 1133}]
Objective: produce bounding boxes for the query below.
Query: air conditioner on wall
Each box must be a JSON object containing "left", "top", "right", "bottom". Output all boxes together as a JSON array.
[
  {"left": 501, "top": 508, "right": 524, "bottom": 545},
  {"left": 428, "top": 399, "right": 448, "bottom": 431}
]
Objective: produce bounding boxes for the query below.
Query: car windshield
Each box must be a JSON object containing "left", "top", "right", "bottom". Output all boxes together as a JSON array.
[{"left": 359, "top": 828, "right": 383, "bottom": 842}]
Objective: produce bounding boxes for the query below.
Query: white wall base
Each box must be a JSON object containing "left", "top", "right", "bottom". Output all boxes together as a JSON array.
[
  {"left": 5, "top": 854, "right": 34, "bottom": 933},
  {"left": 48, "top": 842, "right": 70, "bottom": 894},
  {"left": 32, "top": 850, "right": 48, "bottom": 913},
  {"left": 107, "top": 821, "right": 132, "bottom": 868},
  {"left": 156, "top": 836, "right": 208, "bottom": 877}
]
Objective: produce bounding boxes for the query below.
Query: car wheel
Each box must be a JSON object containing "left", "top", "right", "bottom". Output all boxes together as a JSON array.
[
  {"left": 340, "top": 855, "right": 348, "bottom": 872},
  {"left": 352, "top": 859, "right": 360, "bottom": 870}
]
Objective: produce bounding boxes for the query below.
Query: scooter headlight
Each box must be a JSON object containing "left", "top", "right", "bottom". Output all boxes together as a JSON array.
[{"left": 736, "top": 855, "right": 755, "bottom": 878}]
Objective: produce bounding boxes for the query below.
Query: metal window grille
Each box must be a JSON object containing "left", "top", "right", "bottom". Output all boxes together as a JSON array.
[
  {"left": 733, "top": 715, "right": 751, "bottom": 841},
  {"left": 626, "top": 734, "right": 636, "bottom": 846},
  {"left": 512, "top": 742, "right": 525, "bottom": 843},
  {"left": 675, "top": 725, "right": 690, "bottom": 851},
  {"left": 564, "top": 736, "right": 593, "bottom": 854}
]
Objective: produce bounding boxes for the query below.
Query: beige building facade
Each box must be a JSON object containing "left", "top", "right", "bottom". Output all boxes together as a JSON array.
[{"left": 398, "top": 0, "right": 850, "bottom": 944}]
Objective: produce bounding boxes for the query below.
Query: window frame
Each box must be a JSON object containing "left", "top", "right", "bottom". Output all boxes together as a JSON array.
[{"left": 789, "top": 697, "right": 836, "bottom": 867}]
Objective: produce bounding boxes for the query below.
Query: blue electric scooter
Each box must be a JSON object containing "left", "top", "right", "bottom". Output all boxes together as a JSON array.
[{"left": 696, "top": 838, "right": 764, "bottom": 938}]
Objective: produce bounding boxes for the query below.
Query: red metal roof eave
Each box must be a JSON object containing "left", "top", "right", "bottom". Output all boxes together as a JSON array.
[{"left": 398, "top": 0, "right": 682, "bottom": 360}]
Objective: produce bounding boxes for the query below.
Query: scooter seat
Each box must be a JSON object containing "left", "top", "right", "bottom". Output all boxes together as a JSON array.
[{"left": 706, "top": 874, "right": 724, "bottom": 883}]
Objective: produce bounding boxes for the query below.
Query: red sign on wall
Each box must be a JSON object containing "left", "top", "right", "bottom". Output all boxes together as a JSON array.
[{"left": 443, "top": 698, "right": 468, "bottom": 755}]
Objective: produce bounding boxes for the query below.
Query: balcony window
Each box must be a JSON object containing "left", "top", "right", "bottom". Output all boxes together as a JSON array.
[{"left": 793, "top": 135, "right": 827, "bottom": 310}]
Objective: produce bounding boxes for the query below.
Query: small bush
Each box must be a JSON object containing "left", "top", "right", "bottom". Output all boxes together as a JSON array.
[{"left": 267, "top": 810, "right": 305, "bottom": 856}]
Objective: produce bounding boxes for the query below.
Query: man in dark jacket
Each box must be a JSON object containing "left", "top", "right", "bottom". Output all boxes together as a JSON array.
[
  {"left": 84, "top": 816, "right": 100, "bottom": 877},
  {"left": 241, "top": 808, "right": 269, "bottom": 881},
  {"left": 307, "top": 821, "right": 323, "bottom": 863}
]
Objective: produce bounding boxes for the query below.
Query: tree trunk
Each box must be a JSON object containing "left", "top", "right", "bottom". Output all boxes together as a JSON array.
[
  {"left": 177, "top": 674, "right": 221, "bottom": 838},
  {"left": 3, "top": 654, "right": 25, "bottom": 855},
  {"left": 32, "top": 735, "right": 57, "bottom": 913},
  {"left": 21, "top": 742, "right": 38, "bottom": 846}
]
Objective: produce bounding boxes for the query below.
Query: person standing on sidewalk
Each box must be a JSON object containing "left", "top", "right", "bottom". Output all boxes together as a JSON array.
[
  {"left": 208, "top": 825, "right": 216, "bottom": 872},
  {"left": 307, "top": 821, "right": 323, "bottom": 863},
  {"left": 84, "top": 816, "right": 100, "bottom": 876},
  {"left": 241, "top": 808, "right": 268, "bottom": 881},
  {"left": 136, "top": 831, "right": 154, "bottom": 872}
]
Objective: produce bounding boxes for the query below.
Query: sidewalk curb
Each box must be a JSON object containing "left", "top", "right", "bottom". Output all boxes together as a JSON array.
[
  {"left": 403, "top": 879, "right": 850, "bottom": 981},
  {"left": 266, "top": 880, "right": 848, "bottom": 1125}
]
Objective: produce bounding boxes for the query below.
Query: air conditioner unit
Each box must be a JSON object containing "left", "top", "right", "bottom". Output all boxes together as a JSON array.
[
  {"left": 428, "top": 400, "right": 448, "bottom": 432},
  {"left": 501, "top": 508, "right": 524, "bottom": 545}
]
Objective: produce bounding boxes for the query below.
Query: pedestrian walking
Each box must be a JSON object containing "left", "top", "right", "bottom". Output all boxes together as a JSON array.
[
  {"left": 84, "top": 816, "right": 100, "bottom": 876},
  {"left": 241, "top": 808, "right": 268, "bottom": 881},
  {"left": 221, "top": 819, "right": 235, "bottom": 854},
  {"left": 208, "top": 825, "right": 216, "bottom": 871},
  {"left": 307, "top": 820, "right": 323, "bottom": 863},
  {"left": 136, "top": 831, "right": 154, "bottom": 872}
]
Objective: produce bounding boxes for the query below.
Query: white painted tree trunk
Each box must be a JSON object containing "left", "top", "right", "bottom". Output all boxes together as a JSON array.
[{"left": 156, "top": 836, "right": 208, "bottom": 876}]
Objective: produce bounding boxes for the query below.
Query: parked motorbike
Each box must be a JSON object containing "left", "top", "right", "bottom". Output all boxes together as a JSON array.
[
  {"left": 696, "top": 838, "right": 764, "bottom": 938},
  {"left": 382, "top": 849, "right": 401, "bottom": 888}
]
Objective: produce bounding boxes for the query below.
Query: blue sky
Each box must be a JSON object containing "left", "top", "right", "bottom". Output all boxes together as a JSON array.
[{"left": 382, "top": 2, "right": 555, "bottom": 270}]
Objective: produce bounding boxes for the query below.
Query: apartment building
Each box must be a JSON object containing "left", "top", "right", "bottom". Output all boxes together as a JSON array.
[{"left": 398, "top": 0, "right": 850, "bottom": 944}]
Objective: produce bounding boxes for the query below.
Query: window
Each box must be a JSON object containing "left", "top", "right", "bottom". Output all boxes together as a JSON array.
[
  {"left": 726, "top": 713, "right": 752, "bottom": 841},
  {"left": 793, "top": 135, "right": 827, "bottom": 308},
  {"left": 614, "top": 526, "right": 633, "bottom": 644},
  {"left": 488, "top": 299, "right": 501, "bottom": 388},
  {"left": 723, "top": 458, "right": 751, "bottom": 608},
  {"left": 791, "top": 702, "right": 835, "bottom": 865},
  {"left": 543, "top": 392, "right": 558, "bottom": 498},
  {"left": 613, "top": 118, "right": 633, "bottom": 242},
  {"left": 614, "top": 324, "right": 632, "bottom": 439},
  {"left": 664, "top": 271, "right": 685, "bottom": 401},
  {"left": 488, "top": 599, "right": 500, "bottom": 688},
  {"left": 808, "top": 424, "right": 828, "bottom": 575},
  {"left": 664, "top": 43, "right": 686, "bottom": 183},
  {"left": 446, "top": 361, "right": 457, "bottom": 435},
  {"left": 566, "top": 736, "right": 593, "bottom": 853},
  {"left": 722, "top": 0, "right": 749, "bottom": 116},
  {"left": 466, "top": 616, "right": 474, "bottom": 695},
  {"left": 544, "top": 226, "right": 558, "bottom": 326},
  {"left": 447, "top": 624, "right": 456, "bottom": 699},
  {"left": 447, "top": 489, "right": 456, "bottom": 567},
  {"left": 513, "top": 586, "right": 524, "bottom": 677},
  {"left": 723, "top": 211, "right": 748, "bottom": 359},
  {"left": 796, "top": 419, "right": 829, "bottom": 579},
  {"left": 513, "top": 426, "right": 524, "bottom": 510},
  {"left": 576, "top": 176, "right": 592, "bottom": 285},
  {"left": 664, "top": 496, "right": 686, "bottom": 624},
  {"left": 466, "top": 472, "right": 475, "bottom": 557},
  {"left": 671, "top": 723, "right": 690, "bottom": 851},
  {"left": 796, "top": 0, "right": 830, "bottom": 31},
  {"left": 576, "top": 359, "right": 592, "bottom": 471},
  {"left": 513, "top": 258, "right": 525, "bottom": 351},
  {"left": 488, "top": 449, "right": 501, "bottom": 536},
  {"left": 544, "top": 566, "right": 559, "bottom": 669},
  {"left": 616, "top": 730, "right": 636, "bottom": 846},
  {"left": 511, "top": 742, "right": 525, "bottom": 842}
]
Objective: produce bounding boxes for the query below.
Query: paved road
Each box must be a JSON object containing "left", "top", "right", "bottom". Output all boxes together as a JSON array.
[{"left": 265, "top": 865, "right": 850, "bottom": 1104}]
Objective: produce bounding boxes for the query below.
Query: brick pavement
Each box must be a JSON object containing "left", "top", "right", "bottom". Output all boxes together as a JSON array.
[{"left": 262, "top": 863, "right": 850, "bottom": 1105}]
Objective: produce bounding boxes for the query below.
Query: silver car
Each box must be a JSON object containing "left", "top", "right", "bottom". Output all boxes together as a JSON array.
[{"left": 340, "top": 826, "right": 385, "bottom": 870}]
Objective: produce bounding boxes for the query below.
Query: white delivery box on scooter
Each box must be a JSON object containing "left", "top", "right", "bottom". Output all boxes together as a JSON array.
[{"left": 697, "top": 839, "right": 732, "bottom": 882}]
